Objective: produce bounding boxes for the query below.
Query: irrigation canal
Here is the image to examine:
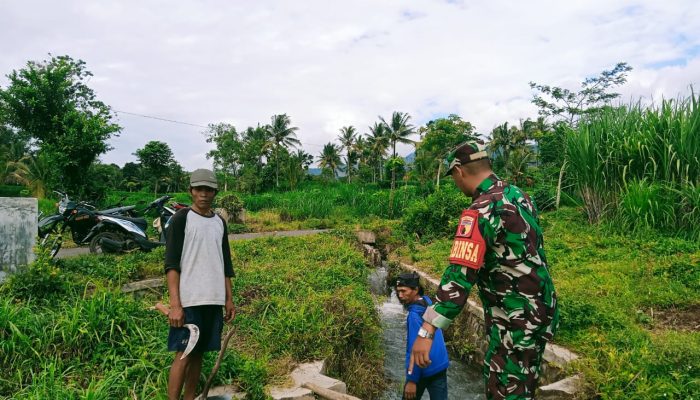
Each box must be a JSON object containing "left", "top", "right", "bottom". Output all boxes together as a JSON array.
[{"left": 370, "top": 264, "right": 485, "bottom": 400}]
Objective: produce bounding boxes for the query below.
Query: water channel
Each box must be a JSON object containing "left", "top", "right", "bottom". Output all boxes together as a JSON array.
[{"left": 370, "top": 264, "right": 485, "bottom": 400}]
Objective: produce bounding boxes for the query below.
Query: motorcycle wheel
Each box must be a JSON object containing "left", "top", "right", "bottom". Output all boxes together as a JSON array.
[{"left": 89, "top": 232, "right": 123, "bottom": 254}]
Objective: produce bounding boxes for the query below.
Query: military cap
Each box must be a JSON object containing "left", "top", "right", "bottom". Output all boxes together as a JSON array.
[{"left": 444, "top": 140, "right": 489, "bottom": 176}]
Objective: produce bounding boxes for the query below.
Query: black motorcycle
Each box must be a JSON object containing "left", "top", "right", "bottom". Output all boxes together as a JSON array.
[
  {"left": 89, "top": 195, "right": 176, "bottom": 254},
  {"left": 37, "top": 191, "right": 142, "bottom": 257}
]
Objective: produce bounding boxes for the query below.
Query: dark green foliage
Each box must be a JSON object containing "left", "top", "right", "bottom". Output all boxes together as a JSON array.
[
  {"left": 0, "top": 185, "right": 24, "bottom": 197},
  {"left": 134, "top": 140, "right": 178, "bottom": 194},
  {"left": 413, "top": 115, "right": 478, "bottom": 185},
  {"left": 401, "top": 186, "right": 471, "bottom": 240},
  {"left": 0, "top": 55, "right": 121, "bottom": 197}
]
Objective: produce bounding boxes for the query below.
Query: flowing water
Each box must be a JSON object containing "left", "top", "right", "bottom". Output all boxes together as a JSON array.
[{"left": 370, "top": 265, "right": 485, "bottom": 400}]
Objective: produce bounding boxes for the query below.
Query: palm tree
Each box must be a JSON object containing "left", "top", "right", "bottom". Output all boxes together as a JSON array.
[
  {"left": 318, "top": 143, "right": 342, "bottom": 179},
  {"left": 367, "top": 122, "right": 389, "bottom": 183},
  {"left": 6, "top": 152, "right": 51, "bottom": 198},
  {"left": 338, "top": 126, "right": 357, "bottom": 183},
  {"left": 288, "top": 149, "right": 314, "bottom": 189},
  {"left": 380, "top": 111, "right": 415, "bottom": 190},
  {"left": 266, "top": 114, "right": 300, "bottom": 188},
  {"left": 354, "top": 135, "right": 370, "bottom": 179},
  {"left": 489, "top": 120, "right": 532, "bottom": 182}
]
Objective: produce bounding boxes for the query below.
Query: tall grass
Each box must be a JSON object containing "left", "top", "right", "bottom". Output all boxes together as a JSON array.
[
  {"left": 243, "top": 183, "right": 421, "bottom": 220},
  {"left": 566, "top": 92, "right": 700, "bottom": 239},
  {"left": 0, "top": 235, "right": 384, "bottom": 399}
]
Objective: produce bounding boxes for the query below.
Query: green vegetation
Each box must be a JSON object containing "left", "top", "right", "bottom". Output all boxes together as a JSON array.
[
  {"left": 0, "top": 235, "right": 384, "bottom": 399},
  {"left": 393, "top": 207, "right": 700, "bottom": 399},
  {"left": 566, "top": 94, "right": 700, "bottom": 240},
  {"left": 0, "top": 55, "right": 121, "bottom": 200},
  {"left": 243, "top": 182, "right": 422, "bottom": 221}
]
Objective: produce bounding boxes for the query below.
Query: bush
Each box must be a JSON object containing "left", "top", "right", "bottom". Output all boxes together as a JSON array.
[
  {"left": 217, "top": 192, "right": 244, "bottom": 215},
  {"left": 0, "top": 242, "right": 69, "bottom": 302},
  {"left": 0, "top": 185, "right": 25, "bottom": 197},
  {"left": 401, "top": 187, "right": 471, "bottom": 240}
]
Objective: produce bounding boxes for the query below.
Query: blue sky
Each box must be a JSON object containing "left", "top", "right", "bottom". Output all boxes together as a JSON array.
[{"left": 1, "top": 0, "right": 699, "bottom": 170}]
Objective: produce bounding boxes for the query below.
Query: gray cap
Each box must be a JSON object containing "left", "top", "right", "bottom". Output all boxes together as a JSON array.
[{"left": 190, "top": 168, "right": 218, "bottom": 189}]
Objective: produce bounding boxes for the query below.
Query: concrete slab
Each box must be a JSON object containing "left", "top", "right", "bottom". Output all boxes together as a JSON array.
[
  {"left": 0, "top": 197, "right": 38, "bottom": 282},
  {"left": 195, "top": 385, "right": 245, "bottom": 400},
  {"left": 539, "top": 375, "right": 582, "bottom": 399},
  {"left": 356, "top": 230, "right": 376, "bottom": 244},
  {"left": 269, "top": 360, "right": 348, "bottom": 400}
]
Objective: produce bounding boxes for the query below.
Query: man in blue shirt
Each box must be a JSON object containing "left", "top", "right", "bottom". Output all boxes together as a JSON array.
[{"left": 396, "top": 272, "right": 449, "bottom": 400}]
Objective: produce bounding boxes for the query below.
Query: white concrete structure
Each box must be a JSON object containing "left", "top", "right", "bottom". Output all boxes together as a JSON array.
[{"left": 0, "top": 197, "right": 38, "bottom": 282}]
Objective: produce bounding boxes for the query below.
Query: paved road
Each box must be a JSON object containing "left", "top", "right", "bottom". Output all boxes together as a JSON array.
[{"left": 56, "top": 229, "right": 330, "bottom": 259}]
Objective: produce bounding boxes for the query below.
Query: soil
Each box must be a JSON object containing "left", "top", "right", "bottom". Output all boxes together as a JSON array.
[{"left": 650, "top": 304, "right": 700, "bottom": 332}]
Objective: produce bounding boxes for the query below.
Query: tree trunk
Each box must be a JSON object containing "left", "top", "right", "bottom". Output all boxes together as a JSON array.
[
  {"left": 555, "top": 159, "right": 567, "bottom": 209},
  {"left": 391, "top": 142, "right": 397, "bottom": 191},
  {"left": 436, "top": 162, "right": 442, "bottom": 189},
  {"left": 275, "top": 147, "right": 279, "bottom": 188}
]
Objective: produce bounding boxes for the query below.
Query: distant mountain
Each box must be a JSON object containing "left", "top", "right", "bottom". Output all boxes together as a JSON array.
[
  {"left": 308, "top": 168, "right": 322, "bottom": 176},
  {"left": 404, "top": 152, "right": 415, "bottom": 164}
]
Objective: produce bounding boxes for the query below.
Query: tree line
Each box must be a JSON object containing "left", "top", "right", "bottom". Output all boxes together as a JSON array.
[{"left": 1, "top": 54, "right": 635, "bottom": 209}]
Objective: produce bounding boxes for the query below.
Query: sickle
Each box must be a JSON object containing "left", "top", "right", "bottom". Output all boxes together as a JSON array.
[{"left": 155, "top": 302, "right": 201, "bottom": 358}]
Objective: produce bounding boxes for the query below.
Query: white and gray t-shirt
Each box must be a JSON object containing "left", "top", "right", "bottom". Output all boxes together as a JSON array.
[{"left": 164, "top": 208, "right": 234, "bottom": 307}]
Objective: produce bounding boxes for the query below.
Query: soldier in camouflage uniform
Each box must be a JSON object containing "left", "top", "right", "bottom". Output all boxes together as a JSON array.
[{"left": 409, "top": 140, "right": 559, "bottom": 400}]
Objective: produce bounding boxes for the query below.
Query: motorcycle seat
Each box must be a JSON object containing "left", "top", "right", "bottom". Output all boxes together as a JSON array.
[
  {"left": 102, "top": 215, "right": 148, "bottom": 231},
  {"left": 98, "top": 205, "right": 136, "bottom": 215}
]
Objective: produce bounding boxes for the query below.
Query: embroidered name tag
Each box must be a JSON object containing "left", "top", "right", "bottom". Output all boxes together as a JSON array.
[{"left": 448, "top": 209, "right": 486, "bottom": 269}]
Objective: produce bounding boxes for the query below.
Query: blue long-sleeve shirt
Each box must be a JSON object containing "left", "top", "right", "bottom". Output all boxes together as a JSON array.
[{"left": 405, "top": 296, "right": 449, "bottom": 383}]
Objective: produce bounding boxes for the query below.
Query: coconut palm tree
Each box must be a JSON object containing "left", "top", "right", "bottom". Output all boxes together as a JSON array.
[
  {"left": 318, "top": 142, "right": 342, "bottom": 179},
  {"left": 367, "top": 122, "right": 389, "bottom": 183},
  {"left": 338, "top": 126, "right": 357, "bottom": 183},
  {"left": 266, "top": 114, "right": 300, "bottom": 188},
  {"left": 380, "top": 111, "right": 415, "bottom": 190}
]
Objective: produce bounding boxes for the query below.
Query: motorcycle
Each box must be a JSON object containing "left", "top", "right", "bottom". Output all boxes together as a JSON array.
[
  {"left": 37, "top": 191, "right": 142, "bottom": 257},
  {"left": 88, "top": 195, "right": 177, "bottom": 254}
]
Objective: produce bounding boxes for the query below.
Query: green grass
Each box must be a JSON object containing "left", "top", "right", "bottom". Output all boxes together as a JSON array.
[
  {"left": 243, "top": 182, "right": 423, "bottom": 220},
  {"left": 566, "top": 94, "right": 700, "bottom": 240},
  {"left": 0, "top": 234, "right": 385, "bottom": 399},
  {"left": 393, "top": 207, "right": 700, "bottom": 399}
]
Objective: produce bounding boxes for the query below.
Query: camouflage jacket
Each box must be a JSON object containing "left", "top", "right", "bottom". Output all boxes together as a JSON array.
[{"left": 423, "top": 174, "right": 559, "bottom": 342}]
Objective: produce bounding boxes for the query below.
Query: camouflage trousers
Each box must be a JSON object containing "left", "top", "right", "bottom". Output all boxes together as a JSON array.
[{"left": 483, "top": 323, "right": 547, "bottom": 400}]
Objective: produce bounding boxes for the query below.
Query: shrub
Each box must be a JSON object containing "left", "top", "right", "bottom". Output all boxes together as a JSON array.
[
  {"left": 217, "top": 192, "right": 244, "bottom": 215},
  {"left": 401, "top": 188, "right": 471, "bottom": 240},
  {"left": 1, "top": 241, "right": 69, "bottom": 302}
]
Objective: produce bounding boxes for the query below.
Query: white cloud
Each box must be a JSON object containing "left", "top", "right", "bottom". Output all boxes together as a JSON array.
[{"left": 1, "top": 0, "right": 700, "bottom": 170}]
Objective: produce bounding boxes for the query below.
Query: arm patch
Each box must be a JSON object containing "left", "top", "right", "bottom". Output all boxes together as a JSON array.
[{"left": 448, "top": 209, "right": 486, "bottom": 270}]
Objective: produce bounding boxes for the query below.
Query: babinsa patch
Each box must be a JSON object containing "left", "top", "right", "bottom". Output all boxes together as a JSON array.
[{"left": 449, "top": 209, "right": 486, "bottom": 269}]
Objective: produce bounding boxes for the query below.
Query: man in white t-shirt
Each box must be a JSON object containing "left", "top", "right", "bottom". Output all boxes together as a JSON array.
[{"left": 164, "top": 168, "right": 235, "bottom": 400}]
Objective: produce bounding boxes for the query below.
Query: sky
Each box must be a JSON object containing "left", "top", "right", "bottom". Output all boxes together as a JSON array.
[{"left": 2, "top": 0, "right": 700, "bottom": 170}]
